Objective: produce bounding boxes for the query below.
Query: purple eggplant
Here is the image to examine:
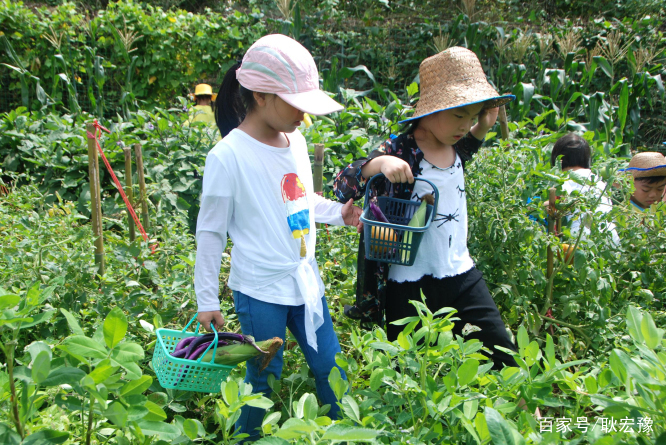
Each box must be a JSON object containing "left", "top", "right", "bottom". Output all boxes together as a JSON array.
[
  {"left": 170, "top": 348, "right": 189, "bottom": 359},
  {"left": 180, "top": 333, "right": 217, "bottom": 359},
  {"left": 216, "top": 332, "right": 246, "bottom": 343},
  {"left": 174, "top": 336, "right": 197, "bottom": 354},
  {"left": 172, "top": 331, "right": 260, "bottom": 387},
  {"left": 187, "top": 339, "right": 230, "bottom": 361},
  {"left": 369, "top": 200, "right": 389, "bottom": 223}
]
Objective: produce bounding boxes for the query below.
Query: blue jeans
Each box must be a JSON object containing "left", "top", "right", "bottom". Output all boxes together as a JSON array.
[{"left": 233, "top": 291, "right": 346, "bottom": 442}]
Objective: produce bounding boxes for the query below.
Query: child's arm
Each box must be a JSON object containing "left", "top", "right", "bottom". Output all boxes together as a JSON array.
[
  {"left": 456, "top": 107, "right": 499, "bottom": 166},
  {"left": 194, "top": 154, "right": 234, "bottom": 331},
  {"left": 334, "top": 140, "right": 413, "bottom": 203},
  {"left": 312, "top": 194, "right": 363, "bottom": 231},
  {"left": 361, "top": 156, "right": 414, "bottom": 185},
  {"left": 470, "top": 106, "right": 499, "bottom": 141}
]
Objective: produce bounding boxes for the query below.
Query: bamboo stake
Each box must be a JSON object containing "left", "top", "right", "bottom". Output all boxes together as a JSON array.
[
  {"left": 123, "top": 147, "right": 136, "bottom": 242},
  {"left": 313, "top": 144, "right": 325, "bottom": 229},
  {"left": 86, "top": 123, "right": 105, "bottom": 275},
  {"left": 133, "top": 143, "right": 150, "bottom": 231},
  {"left": 498, "top": 105, "right": 510, "bottom": 141},
  {"left": 545, "top": 187, "right": 557, "bottom": 307}
]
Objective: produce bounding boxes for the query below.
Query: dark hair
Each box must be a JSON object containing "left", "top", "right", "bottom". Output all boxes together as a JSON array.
[
  {"left": 634, "top": 175, "right": 666, "bottom": 184},
  {"left": 401, "top": 119, "right": 420, "bottom": 135},
  {"left": 215, "top": 62, "right": 257, "bottom": 138},
  {"left": 551, "top": 133, "right": 591, "bottom": 169}
]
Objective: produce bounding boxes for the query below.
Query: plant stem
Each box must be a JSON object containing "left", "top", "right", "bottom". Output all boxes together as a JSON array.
[
  {"left": 85, "top": 398, "right": 94, "bottom": 445},
  {"left": 539, "top": 314, "right": 591, "bottom": 345},
  {"left": 420, "top": 330, "right": 430, "bottom": 390},
  {"left": 540, "top": 177, "right": 613, "bottom": 318},
  {"left": 544, "top": 188, "right": 557, "bottom": 314},
  {"left": 5, "top": 342, "right": 25, "bottom": 439}
]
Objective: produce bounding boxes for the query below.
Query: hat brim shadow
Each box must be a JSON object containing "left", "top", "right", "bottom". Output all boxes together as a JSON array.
[{"left": 398, "top": 94, "right": 516, "bottom": 124}]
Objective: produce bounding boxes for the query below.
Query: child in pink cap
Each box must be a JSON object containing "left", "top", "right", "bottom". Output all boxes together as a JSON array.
[{"left": 193, "top": 34, "right": 361, "bottom": 442}]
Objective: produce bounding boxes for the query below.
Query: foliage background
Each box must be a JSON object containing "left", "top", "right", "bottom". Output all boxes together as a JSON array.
[
  {"left": 1, "top": 0, "right": 666, "bottom": 444},
  {"left": 1, "top": 0, "right": 666, "bottom": 147}
]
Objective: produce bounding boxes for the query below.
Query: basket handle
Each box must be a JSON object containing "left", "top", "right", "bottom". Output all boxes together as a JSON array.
[
  {"left": 196, "top": 323, "right": 219, "bottom": 365},
  {"left": 182, "top": 314, "right": 200, "bottom": 334},
  {"left": 183, "top": 315, "right": 220, "bottom": 365},
  {"left": 363, "top": 173, "right": 440, "bottom": 222},
  {"left": 362, "top": 173, "right": 384, "bottom": 210}
]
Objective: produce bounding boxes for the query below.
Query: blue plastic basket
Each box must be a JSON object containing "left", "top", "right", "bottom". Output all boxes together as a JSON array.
[
  {"left": 360, "top": 173, "right": 439, "bottom": 266},
  {"left": 152, "top": 315, "right": 235, "bottom": 393}
]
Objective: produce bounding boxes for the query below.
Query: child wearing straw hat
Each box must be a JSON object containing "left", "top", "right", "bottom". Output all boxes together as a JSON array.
[
  {"left": 189, "top": 83, "right": 217, "bottom": 124},
  {"left": 334, "top": 46, "right": 519, "bottom": 370},
  {"left": 622, "top": 152, "right": 666, "bottom": 211}
]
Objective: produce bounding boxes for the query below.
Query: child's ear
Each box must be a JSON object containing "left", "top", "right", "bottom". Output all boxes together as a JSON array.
[{"left": 253, "top": 91, "right": 268, "bottom": 107}]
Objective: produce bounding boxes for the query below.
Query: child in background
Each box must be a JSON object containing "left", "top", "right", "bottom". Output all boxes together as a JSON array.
[
  {"left": 194, "top": 34, "right": 362, "bottom": 442},
  {"left": 188, "top": 83, "right": 216, "bottom": 125},
  {"left": 334, "top": 47, "right": 518, "bottom": 370},
  {"left": 622, "top": 152, "right": 666, "bottom": 211},
  {"left": 551, "top": 133, "right": 618, "bottom": 245}
]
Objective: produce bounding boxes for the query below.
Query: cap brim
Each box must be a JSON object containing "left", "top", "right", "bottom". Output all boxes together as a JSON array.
[
  {"left": 278, "top": 89, "right": 344, "bottom": 116},
  {"left": 398, "top": 94, "right": 516, "bottom": 124}
]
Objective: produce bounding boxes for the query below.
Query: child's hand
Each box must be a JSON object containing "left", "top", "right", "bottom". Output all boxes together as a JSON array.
[
  {"left": 342, "top": 199, "right": 364, "bottom": 233},
  {"left": 472, "top": 106, "right": 499, "bottom": 139},
  {"left": 479, "top": 106, "right": 499, "bottom": 131},
  {"left": 198, "top": 310, "right": 225, "bottom": 332},
  {"left": 379, "top": 156, "right": 414, "bottom": 184}
]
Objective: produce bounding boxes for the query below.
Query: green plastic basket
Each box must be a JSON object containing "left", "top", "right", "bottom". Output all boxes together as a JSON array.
[
  {"left": 361, "top": 173, "right": 439, "bottom": 266},
  {"left": 152, "top": 315, "right": 235, "bottom": 393}
]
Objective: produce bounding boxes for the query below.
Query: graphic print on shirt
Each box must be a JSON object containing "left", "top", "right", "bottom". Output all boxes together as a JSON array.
[
  {"left": 434, "top": 208, "right": 460, "bottom": 228},
  {"left": 281, "top": 173, "right": 310, "bottom": 257},
  {"left": 388, "top": 152, "right": 473, "bottom": 283}
]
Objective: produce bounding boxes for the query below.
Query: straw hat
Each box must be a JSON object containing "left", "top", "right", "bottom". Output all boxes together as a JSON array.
[
  {"left": 622, "top": 152, "right": 666, "bottom": 178},
  {"left": 399, "top": 46, "right": 515, "bottom": 123},
  {"left": 190, "top": 83, "right": 217, "bottom": 101}
]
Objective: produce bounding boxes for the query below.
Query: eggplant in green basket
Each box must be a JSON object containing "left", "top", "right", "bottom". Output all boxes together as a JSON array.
[
  {"left": 171, "top": 332, "right": 283, "bottom": 372},
  {"left": 200, "top": 336, "right": 283, "bottom": 372}
]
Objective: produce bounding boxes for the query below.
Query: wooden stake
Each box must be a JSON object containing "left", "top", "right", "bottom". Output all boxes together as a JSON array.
[
  {"left": 313, "top": 143, "right": 324, "bottom": 229},
  {"left": 123, "top": 147, "right": 136, "bottom": 242},
  {"left": 498, "top": 105, "right": 510, "bottom": 141},
  {"left": 545, "top": 187, "right": 557, "bottom": 300},
  {"left": 133, "top": 143, "right": 150, "bottom": 231},
  {"left": 86, "top": 123, "right": 105, "bottom": 275}
]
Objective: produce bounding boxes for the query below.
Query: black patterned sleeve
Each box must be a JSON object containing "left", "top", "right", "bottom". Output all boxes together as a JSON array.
[
  {"left": 454, "top": 133, "right": 484, "bottom": 167},
  {"left": 333, "top": 140, "right": 390, "bottom": 203}
]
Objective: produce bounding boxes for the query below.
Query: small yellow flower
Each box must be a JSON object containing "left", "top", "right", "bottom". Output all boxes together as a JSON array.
[{"left": 168, "top": 17, "right": 176, "bottom": 23}]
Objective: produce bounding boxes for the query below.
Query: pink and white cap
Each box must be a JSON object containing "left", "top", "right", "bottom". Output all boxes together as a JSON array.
[{"left": 236, "top": 34, "right": 343, "bottom": 116}]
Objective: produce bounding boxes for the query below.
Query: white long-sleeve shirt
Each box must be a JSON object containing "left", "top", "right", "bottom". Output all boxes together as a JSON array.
[
  {"left": 562, "top": 168, "right": 619, "bottom": 245},
  {"left": 193, "top": 128, "right": 344, "bottom": 349}
]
